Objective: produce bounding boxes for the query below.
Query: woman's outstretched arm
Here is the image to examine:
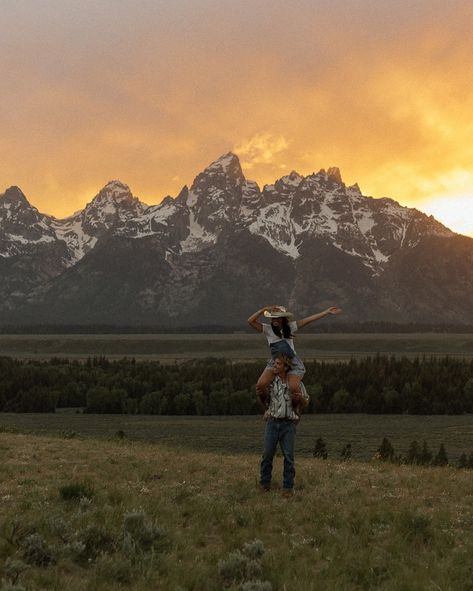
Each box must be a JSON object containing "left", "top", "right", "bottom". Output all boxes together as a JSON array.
[
  {"left": 247, "top": 306, "right": 274, "bottom": 332},
  {"left": 297, "top": 307, "right": 341, "bottom": 330}
]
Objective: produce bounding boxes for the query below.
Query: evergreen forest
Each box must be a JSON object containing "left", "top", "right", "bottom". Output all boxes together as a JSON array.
[{"left": 0, "top": 355, "right": 472, "bottom": 415}]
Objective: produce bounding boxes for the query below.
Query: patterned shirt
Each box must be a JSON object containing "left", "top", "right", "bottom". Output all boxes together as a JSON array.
[{"left": 266, "top": 376, "right": 309, "bottom": 420}]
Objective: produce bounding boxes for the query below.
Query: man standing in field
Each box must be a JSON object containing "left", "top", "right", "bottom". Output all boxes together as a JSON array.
[{"left": 258, "top": 354, "right": 309, "bottom": 497}]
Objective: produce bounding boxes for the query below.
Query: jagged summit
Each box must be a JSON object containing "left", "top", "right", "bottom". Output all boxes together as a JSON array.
[
  {"left": 327, "top": 167, "right": 343, "bottom": 184},
  {"left": 279, "top": 171, "right": 304, "bottom": 187},
  {"left": 0, "top": 186, "right": 58, "bottom": 259},
  {"left": 196, "top": 152, "right": 245, "bottom": 186},
  {"left": 1, "top": 186, "right": 31, "bottom": 207},
  {"left": 81, "top": 180, "right": 145, "bottom": 218},
  {"left": 94, "top": 180, "right": 133, "bottom": 203},
  {"left": 0, "top": 159, "right": 456, "bottom": 272},
  {"left": 206, "top": 152, "right": 241, "bottom": 172},
  {"left": 308, "top": 167, "right": 344, "bottom": 185}
]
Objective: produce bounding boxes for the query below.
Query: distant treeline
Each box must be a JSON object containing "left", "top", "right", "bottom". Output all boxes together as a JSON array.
[
  {"left": 1, "top": 322, "right": 473, "bottom": 334},
  {"left": 0, "top": 355, "right": 472, "bottom": 415}
]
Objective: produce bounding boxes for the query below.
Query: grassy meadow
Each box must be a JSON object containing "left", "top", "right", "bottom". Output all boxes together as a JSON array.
[
  {"left": 0, "top": 333, "right": 473, "bottom": 360},
  {"left": 2, "top": 431, "right": 473, "bottom": 590},
  {"left": 2, "top": 335, "right": 473, "bottom": 589},
  {"left": 2, "top": 413, "right": 473, "bottom": 463}
]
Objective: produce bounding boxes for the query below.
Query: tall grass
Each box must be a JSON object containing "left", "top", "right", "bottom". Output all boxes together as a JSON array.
[{"left": 1, "top": 431, "right": 473, "bottom": 590}]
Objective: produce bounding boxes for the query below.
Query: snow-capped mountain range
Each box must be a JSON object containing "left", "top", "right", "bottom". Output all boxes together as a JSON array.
[{"left": 1, "top": 153, "right": 472, "bottom": 326}]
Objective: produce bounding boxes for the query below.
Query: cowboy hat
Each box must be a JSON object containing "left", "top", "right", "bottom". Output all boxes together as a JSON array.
[{"left": 263, "top": 305, "right": 294, "bottom": 319}]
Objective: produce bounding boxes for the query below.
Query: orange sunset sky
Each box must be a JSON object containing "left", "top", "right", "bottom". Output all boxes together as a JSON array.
[{"left": 1, "top": 0, "right": 473, "bottom": 236}]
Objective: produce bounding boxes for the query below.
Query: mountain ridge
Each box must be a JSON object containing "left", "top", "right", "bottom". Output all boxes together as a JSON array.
[{"left": 1, "top": 153, "right": 471, "bottom": 326}]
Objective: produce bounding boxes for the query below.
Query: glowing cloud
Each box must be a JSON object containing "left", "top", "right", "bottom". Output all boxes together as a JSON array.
[{"left": 234, "top": 133, "right": 289, "bottom": 170}]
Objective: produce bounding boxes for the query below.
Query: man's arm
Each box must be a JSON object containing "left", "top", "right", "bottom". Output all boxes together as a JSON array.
[
  {"left": 257, "top": 392, "right": 269, "bottom": 411},
  {"left": 291, "top": 383, "right": 310, "bottom": 408},
  {"left": 247, "top": 306, "right": 274, "bottom": 332},
  {"left": 296, "top": 307, "right": 341, "bottom": 330}
]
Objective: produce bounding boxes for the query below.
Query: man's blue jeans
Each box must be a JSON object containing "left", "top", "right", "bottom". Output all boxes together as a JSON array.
[{"left": 260, "top": 419, "right": 296, "bottom": 490}]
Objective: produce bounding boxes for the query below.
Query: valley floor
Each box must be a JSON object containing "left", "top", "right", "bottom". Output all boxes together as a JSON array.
[{"left": 0, "top": 332, "right": 472, "bottom": 360}]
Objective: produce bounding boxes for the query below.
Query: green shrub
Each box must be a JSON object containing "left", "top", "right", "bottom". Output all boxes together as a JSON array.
[
  {"left": 419, "top": 440, "right": 433, "bottom": 465},
  {"left": 433, "top": 443, "right": 448, "bottom": 466},
  {"left": 398, "top": 511, "right": 432, "bottom": 544},
  {"left": 313, "top": 437, "right": 328, "bottom": 459},
  {"left": 63, "top": 541, "right": 87, "bottom": 563},
  {"left": 76, "top": 525, "right": 114, "bottom": 560},
  {"left": 377, "top": 437, "right": 394, "bottom": 462},
  {"left": 218, "top": 539, "right": 271, "bottom": 586},
  {"left": 46, "top": 516, "right": 71, "bottom": 542},
  {"left": 340, "top": 442, "right": 352, "bottom": 460},
  {"left": 1, "top": 558, "right": 28, "bottom": 585},
  {"left": 218, "top": 550, "right": 250, "bottom": 582},
  {"left": 242, "top": 540, "right": 265, "bottom": 560},
  {"left": 122, "top": 512, "right": 167, "bottom": 555},
  {"left": 59, "top": 482, "right": 94, "bottom": 501},
  {"left": 61, "top": 430, "right": 77, "bottom": 439},
  {"left": 20, "top": 533, "right": 55, "bottom": 567}
]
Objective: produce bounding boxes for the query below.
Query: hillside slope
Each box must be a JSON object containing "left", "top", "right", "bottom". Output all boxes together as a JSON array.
[{"left": 0, "top": 432, "right": 471, "bottom": 590}]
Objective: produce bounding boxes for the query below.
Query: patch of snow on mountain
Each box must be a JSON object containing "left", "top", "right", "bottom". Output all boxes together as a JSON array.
[
  {"left": 53, "top": 218, "right": 97, "bottom": 264},
  {"left": 186, "top": 190, "right": 199, "bottom": 208},
  {"left": 142, "top": 201, "right": 177, "bottom": 226},
  {"left": 180, "top": 211, "right": 216, "bottom": 253},
  {"left": 262, "top": 231, "right": 300, "bottom": 259},
  {"left": 318, "top": 203, "right": 339, "bottom": 233},
  {"left": 248, "top": 203, "right": 300, "bottom": 259},
  {"left": 5, "top": 233, "right": 55, "bottom": 245},
  {"left": 124, "top": 200, "right": 181, "bottom": 238},
  {"left": 371, "top": 247, "right": 389, "bottom": 263},
  {"left": 355, "top": 212, "right": 375, "bottom": 235}
]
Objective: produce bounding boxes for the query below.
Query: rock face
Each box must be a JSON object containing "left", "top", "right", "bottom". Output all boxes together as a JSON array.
[{"left": 1, "top": 153, "right": 472, "bottom": 326}]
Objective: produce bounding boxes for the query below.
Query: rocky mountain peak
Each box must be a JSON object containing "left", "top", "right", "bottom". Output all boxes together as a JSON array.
[
  {"left": 82, "top": 180, "right": 145, "bottom": 219},
  {"left": 94, "top": 180, "right": 134, "bottom": 204},
  {"left": 184, "top": 153, "right": 249, "bottom": 231},
  {"left": 327, "top": 167, "right": 343, "bottom": 184},
  {"left": 192, "top": 152, "right": 245, "bottom": 190},
  {"left": 205, "top": 151, "right": 242, "bottom": 174},
  {"left": 347, "top": 183, "right": 362, "bottom": 195},
  {"left": 280, "top": 170, "right": 304, "bottom": 187},
  {"left": 0, "top": 186, "right": 58, "bottom": 258},
  {"left": 1, "top": 186, "right": 32, "bottom": 208},
  {"left": 310, "top": 167, "right": 344, "bottom": 186}
]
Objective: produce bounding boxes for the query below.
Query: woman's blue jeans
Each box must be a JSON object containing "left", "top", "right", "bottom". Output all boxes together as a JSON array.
[{"left": 260, "top": 419, "right": 296, "bottom": 490}]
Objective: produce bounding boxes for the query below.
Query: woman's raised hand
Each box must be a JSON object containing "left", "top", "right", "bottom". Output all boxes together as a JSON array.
[{"left": 326, "top": 307, "right": 342, "bottom": 315}]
